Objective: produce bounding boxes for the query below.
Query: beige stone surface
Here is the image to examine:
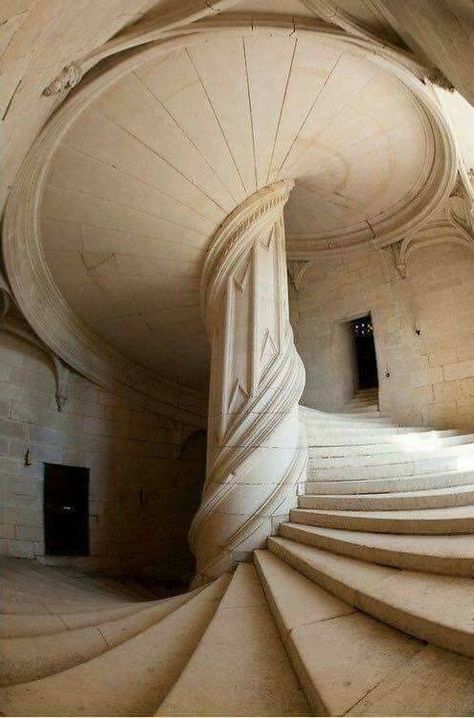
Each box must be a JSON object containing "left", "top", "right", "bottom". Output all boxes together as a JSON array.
[
  {"left": 0, "top": 591, "right": 195, "bottom": 685},
  {"left": 38, "top": 31, "right": 435, "bottom": 391},
  {"left": 280, "top": 523, "right": 474, "bottom": 577},
  {"left": 0, "top": 574, "right": 230, "bottom": 716},
  {"left": 156, "top": 563, "right": 310, "bottom": 716},
  {"left": 269, "top": 536, "right": 474, "bottom": 657},
  {"left": 294, "top": 242, "right": 474, "bottom": 433},
  {"left": 348, "top": 645, "right": 474, "bottom": 717},
  {"left": 0, "top": 332, "right": 205, "bottom": 575}
]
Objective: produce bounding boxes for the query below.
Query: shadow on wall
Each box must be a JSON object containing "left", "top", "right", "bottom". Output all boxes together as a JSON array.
[{"left": 0, "top": 330, "right": 207, "bottom": 588}]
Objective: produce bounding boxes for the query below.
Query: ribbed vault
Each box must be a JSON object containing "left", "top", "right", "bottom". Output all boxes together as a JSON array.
[{"left": 32, "top": 27, "right": 455, "bottom": 391}]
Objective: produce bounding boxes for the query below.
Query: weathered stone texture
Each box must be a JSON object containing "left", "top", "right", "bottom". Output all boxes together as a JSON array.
[
  {"left": 291, "top": 240, "right": 474, "bottom": 431},
  {"left": 0, "top": 332, "right": 205, "bottom": 578}
]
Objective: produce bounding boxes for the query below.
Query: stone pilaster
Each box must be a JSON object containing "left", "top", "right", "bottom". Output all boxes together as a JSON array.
[{"left": 189, "top": 181, "right": 307, "bottom": 583}]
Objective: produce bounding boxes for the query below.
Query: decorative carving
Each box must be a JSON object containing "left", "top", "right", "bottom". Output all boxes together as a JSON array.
[
  {"left": 389, "top": 241, "right": 407, "bottom": 279},
  {"left": 189, "top": 182, "right": 307, "bottom": 584},
  {"left": 287, "top": 260, "right": 312, "bottom": 290},
  {"left": 392, "top": 193, "right": 474, "bottom": 278},
  {"left": 43, "top": 63, "right": 82, "bottom": 96},
  {"left": 1, "top": 313, "right": 71, "bottom": 412}
]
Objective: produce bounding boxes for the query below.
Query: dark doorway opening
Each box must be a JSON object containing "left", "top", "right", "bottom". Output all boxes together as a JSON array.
[
  {"left": 44, "top": 463, "right": 89, "bottom": 556},
  {"left": 351, "top": 314, "right": 378, "bottom": 390}
]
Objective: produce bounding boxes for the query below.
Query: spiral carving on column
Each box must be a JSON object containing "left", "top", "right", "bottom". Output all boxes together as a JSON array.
[{"left": 189, "top": 181, "right": 307, "bottom": 583}]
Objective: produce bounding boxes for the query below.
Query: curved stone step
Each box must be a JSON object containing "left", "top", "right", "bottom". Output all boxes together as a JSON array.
[
  {"left": 300, "top": 484, "right": 474, "bottom": 511},
  {"left": 308, "top": 434, "right": 474, "bottom": 458},
  {"left": 310, "top": 443, "right": 474, "bottom": 471},
  {"left": 0, "top": 591, "right": 197, "bottom": 686},
  {"left": 305, "top": 469, "right": 474, "bottom": 495},
  {"left": 279, "top": 523, "right": 474, "bottom": 577},
  {"left": 0, "top": 600, "right": 165, "bottom": 639},
  {"left": 268, "top": 536, "right": 474, "bottom": 657},
  {"left": 0, "top": 575, "right": 230, "bottom": 717},
  {"left": 254, "top": 550, "right": 441, "bottom": 716},
  {"left": 305, "top": 429, "right": 453, "bottom": 447},
  {"left": 290, "top": 505, "right": 474, "bottom": 535},
  {"left": 256, "top": 550, "right": 474, "bottom": 716},
  {"left": 156, "top": 564, "right": 310, "bottom": 716},
  {"left": 309, "top": 453, "right": 474, "bottom": 481},
  {"left": 347, "top": 645, "right": 474, "bottom": 716}
]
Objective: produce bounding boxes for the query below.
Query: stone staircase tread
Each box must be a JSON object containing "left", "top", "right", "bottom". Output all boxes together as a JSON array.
[
  {"left": 268, "top": 536, "right": 474, "bottom": 657},
  {"left": 0, "top": 599, "right": 166, "bottom": 639},
  {"left": 0, "top": 591, "right": 198, "bottom": 686},
  {"left": 310, "top": 444, "right": 474, "bottom": 469},
  {"left": 290, "top": 505, "right": 474, "bottom": 534},
  {"left": 306, "top": 469, "right": 474, "bottom": 495},
  {"left": 253, "top": 549, "right": 457, "bottom": 717},
  {"left": 156, "top": 564, "right": 310, "bottom": 716},
  {"left": 279, "top": 523, "right": 474, "bottom": 577},
  {"left": 0, "top": 575, "right": 231, "bottom": 717},
  {"left": 300, "top": 484, "right": 474, "bottom": 511}
]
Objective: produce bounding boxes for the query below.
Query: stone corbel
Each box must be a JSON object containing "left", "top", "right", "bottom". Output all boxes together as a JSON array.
[
  {"left": 389, "top": 241, "right": 407, "bottom": 279},
  {"left": 287, "top": 260, "right": 312, "bottom": 291},
  {"left": 389, "top": 186, "right": 474, "bottom": 279},
  {"left": 43, "top": 63, "right": 83, "bottom": 96},
  {"left": 0, "top": 281, "right": 71, "bottom": 412}
]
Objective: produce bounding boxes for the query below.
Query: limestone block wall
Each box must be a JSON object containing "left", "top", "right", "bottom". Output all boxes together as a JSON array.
[
  {"left": 290, "top": 241, "right": 474, "bottom": 431},
  {"left": 0, "top": 332, "right": 205, "bottom": 580}
]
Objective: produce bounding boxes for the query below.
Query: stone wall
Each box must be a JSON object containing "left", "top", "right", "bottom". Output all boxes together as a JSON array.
[
  {"left": 0, "top": 331, "right": 206, "bottom": 580},
  {"left": 290, "top": 240, "right": 474, "bottom": 431}
]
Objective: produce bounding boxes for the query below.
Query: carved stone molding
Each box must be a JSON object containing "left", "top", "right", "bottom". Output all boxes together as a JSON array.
[
  {"left": 43, "top": 64, "right": 83, "bottom": 97},
  {"left": 287, "top": 260, "right": 312, "bottom": 291},
  {"left": 189, "top": 181, "right": 307, "bottom": 584},
  {"left": 390, "top": 193, "right": 474, "bottom": 278}
]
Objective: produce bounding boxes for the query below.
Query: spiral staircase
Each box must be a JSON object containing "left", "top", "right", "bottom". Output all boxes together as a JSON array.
[{"left": 2, "top": 398, "right": 474, "bottom": 716}]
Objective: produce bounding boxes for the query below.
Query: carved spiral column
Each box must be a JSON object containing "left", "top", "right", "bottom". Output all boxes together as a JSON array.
[{"left": 189, "top": 181, "right": 307, "bottom": 584}]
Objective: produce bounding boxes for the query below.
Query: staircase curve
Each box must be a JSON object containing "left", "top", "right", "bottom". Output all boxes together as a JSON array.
[{"left": 2, "top": 397, "right": 474, "bottom": 715}]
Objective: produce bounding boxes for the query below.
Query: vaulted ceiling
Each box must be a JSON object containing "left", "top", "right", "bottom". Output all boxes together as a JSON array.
[
  {"left": 2, "top": 0, "right": 473, "bottom": 396},
  {"left": 39, "top": 30, "right": 439, "bottom": 389}
]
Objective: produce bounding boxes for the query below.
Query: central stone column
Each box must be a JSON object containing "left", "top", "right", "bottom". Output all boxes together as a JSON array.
[{"left": 189, "top": 181, "right": 307, "bottom": 584}]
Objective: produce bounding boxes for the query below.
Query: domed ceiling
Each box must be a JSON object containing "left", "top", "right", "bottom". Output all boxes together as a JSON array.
[{"left": 40, "top": 31, "right": 438, "bottom": 390}]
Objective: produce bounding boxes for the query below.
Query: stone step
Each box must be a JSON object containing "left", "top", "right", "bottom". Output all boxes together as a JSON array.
[
  {"left": 0, "top": 575, "right": 230, "bottom": 717},
  {"left": 341, "top": 405, "right": 380, "bottom": 414},
  {"left": 290, "top": 505, "right": 474, "bottom": 535},
  {"left": 308, "top": 453, "right": 474, "bottom": 481},
  {"left": 305, "top": 429, "right": 454, "bottom": 446},
  {"left": 1, "top": 591, "right": 196, "bottom": 686},
  {"left": 279, "top": 523, "right": 474, "bottom": 577},
  {"left": 309, "top": 443, "right": 474, "bottom": 470},
  {"left": 300, "top": 484, "right": 474, "bottom": 511},
  {"left": 254, "top": 549, "right": 461, "bottom": 716},
  {"left": 305, "top": 469, "right": 474, "bottom": 495},
  {"left": 0, "top": 600, "right": 164, "bottom": 639},
  {"left": 156, "top": 564, "right": 310, "bottom": 716},
  {"left": 268, "top": 536, "right": 474, "bottom": 657},
  {"left": 308, "top": 433, "right": 473, "bottom": 457}
]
